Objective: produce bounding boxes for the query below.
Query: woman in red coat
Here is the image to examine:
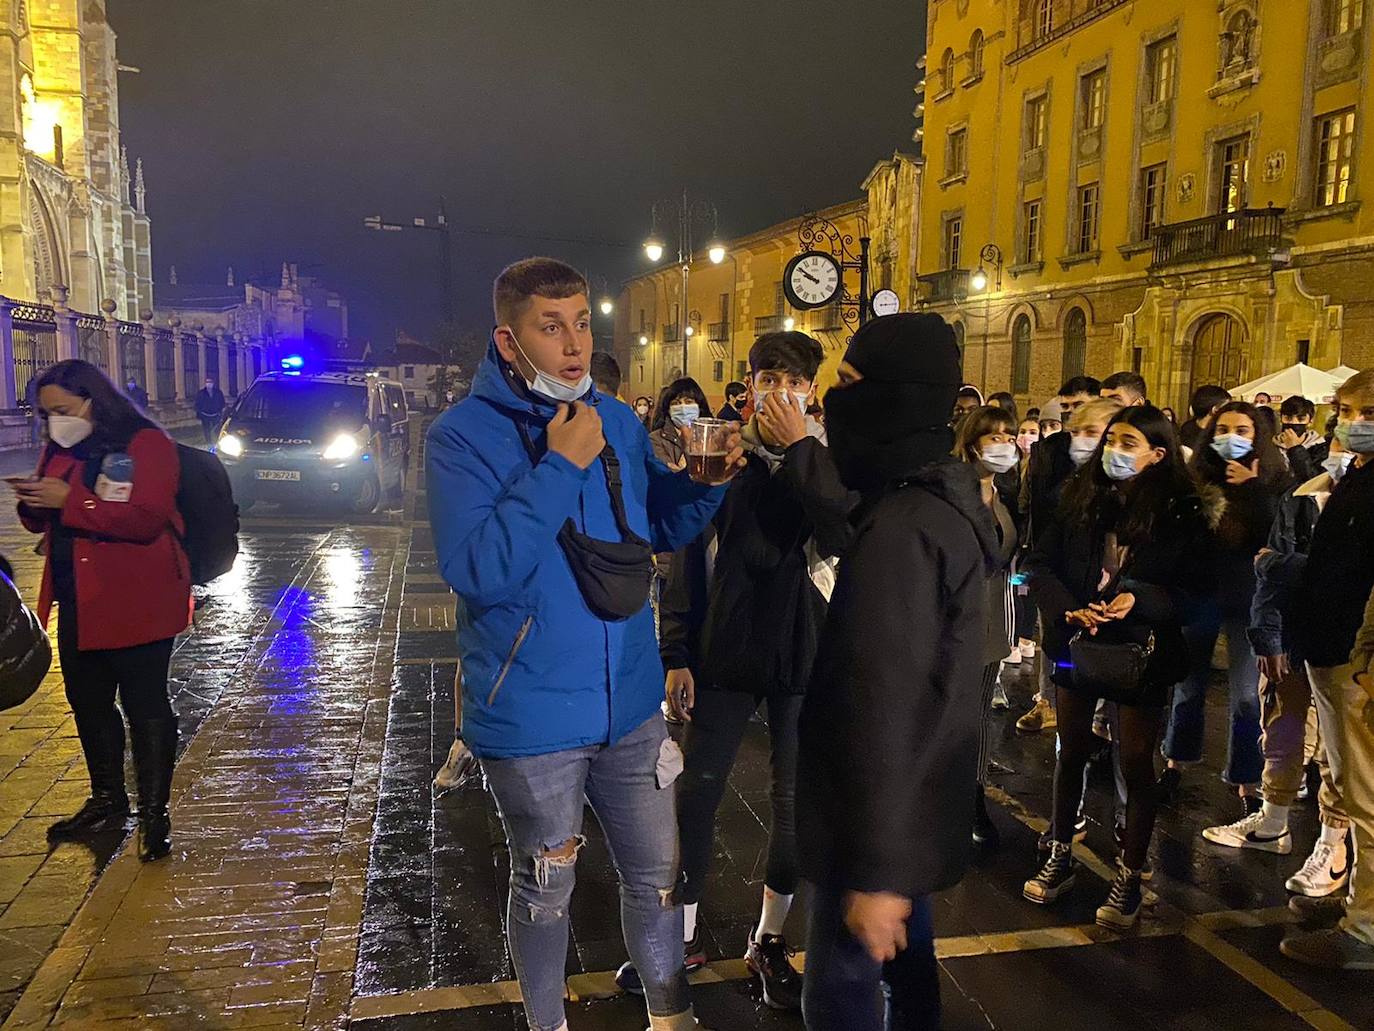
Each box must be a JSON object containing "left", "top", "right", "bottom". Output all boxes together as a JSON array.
[{"left": 10, "top": 359, "right": 190, "bottom": 862}]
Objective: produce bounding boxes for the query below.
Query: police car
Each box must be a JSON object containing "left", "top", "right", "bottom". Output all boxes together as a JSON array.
[{"left": 215, "top": 360, "right": 410, "bottom": 513}]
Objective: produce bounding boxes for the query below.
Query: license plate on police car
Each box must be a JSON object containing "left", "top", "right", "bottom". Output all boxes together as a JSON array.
[{"left": 256, "top": 469, "right": 300, "bottom": 482}]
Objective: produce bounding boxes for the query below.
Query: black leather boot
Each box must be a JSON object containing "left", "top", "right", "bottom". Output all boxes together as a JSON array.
[
  {"left": 130, "top": 717, "right": 178, "bottom": 862},
  {"left": 49, "top": 715, "right": 129, "bottom": 840}
]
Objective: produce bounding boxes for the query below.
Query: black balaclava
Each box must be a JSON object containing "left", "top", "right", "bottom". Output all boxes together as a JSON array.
[{"left": 823, "top": 313, "right": 963, "bottom": 493}]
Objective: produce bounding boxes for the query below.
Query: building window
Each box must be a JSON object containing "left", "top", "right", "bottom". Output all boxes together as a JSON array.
[
  {"left": 1062, "top": 308, "right": 1087, "bottom": 380},
  {"left": 1012, "top": 315, "right": 1032, "bottom": 394},
  {"left": 943, "top": 215, "right": 963, "bottom": 270},
  {"left": 953, "top": 320, "right": 965, "bottom": 361},
  {"left": 637, "top": 363, "right": 645, "bottom": 383},
  {"left": 712, "top": 360, "right": 724, "bottom": 382},
  {"left": 1076, "top": 183, "right": 1100, "bottom": 253},
  {"left": 1026, "top": 95, "right": 1048, "bottom": 150},
  {"left": 1297, "top": 338, "right": 1312, "bottom": 365},
  {"left": 1145, "top": 36, "right": 1178, "bottom": 104},
  {"left": 404, "top": 365, "right": 415, "bottom": 378},
  {"left": 1022, "top": 200, "right": 1042, "bottom": 263},
  {"left": 1327, "top": 0, "right": 1364, "bottom": 35},
  {"left": 946, "top": 126, "right": 968, "bottom": 176},
  {"left": 638, "top": 308, "right": 646, "bottom": 332},
  {"left": 736, "top": 359, "right": 748, "bottom": 381},
  {"left": 969, "top": 30, "right": 985, "bottom": 78},
  {"left": 1140, "top": 163, "right": 1167, "bottom": 237},
  {"left": 940, "top": 48, "right": 957, "bottom": 93},
  {"left": 1081, "top": 69, "right": 1106, "bottom": 130},
  {"left": 1315, "top": 109, "right": 1356, "bottom": 207},
  {"left": 1034, "top": 0, "right": 1054, "bottom": 39},
  {"left": 1217, "top": 134, "right": 1250, "bottom": 213}
]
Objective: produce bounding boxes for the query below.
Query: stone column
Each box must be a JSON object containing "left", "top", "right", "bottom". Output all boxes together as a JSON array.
[
  {"left": 237, "top": 333, "right": 251, "bottom": 390},
  {"left": 170, "top": 317, "right": 187, "bottom": 401},
  {"left": 52, "top": 286, "right": 78, "bottom": 361},
  {"left": 194, "top": 323, "right": 207, "bottom": 391},
  {"left": 101, "top": 299, "right": 120, "bottom": 380},
  {"left": 141, "top": 309, "right": 159, "bottom": 401},
  {"left": 216, "top": 328, "right": 230, "bottom": 395},
  {"left": 0, "top": 299, "right": 16, "bottom": 409}
]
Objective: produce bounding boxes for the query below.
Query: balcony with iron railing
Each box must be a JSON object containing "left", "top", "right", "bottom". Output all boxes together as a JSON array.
[
  {"left": 1149, "top": 207, "right": 1287, "bottom": 270},
  {"left": 707, "top": 320, "right": 729, "bottom": 343},
  {"left": 809, "top": 304, "right": 844, "bottom": 331},
  {"left": 754, "top": 314, "right": 785, "bottom": 334},
  {"left": 916, "top": 268, "right": 971, "bottom": 305},
  {"left": 662, "top": 323, "right": 681, "bottom": 343}
]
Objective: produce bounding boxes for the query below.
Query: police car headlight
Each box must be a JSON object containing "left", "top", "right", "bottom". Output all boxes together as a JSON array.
[
  {"left": 323, "top": 433, "right": 360, "bottom": 461},
  {"left": 217, "top": 434, "right": 243, "bottom": 458}
]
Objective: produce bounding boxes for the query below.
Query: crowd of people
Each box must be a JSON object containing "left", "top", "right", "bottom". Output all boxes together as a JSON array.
[{"left": 424, "top": 256, "right": 1374, "bottom": 1029}]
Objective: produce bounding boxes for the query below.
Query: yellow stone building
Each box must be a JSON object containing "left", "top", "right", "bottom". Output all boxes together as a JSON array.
[
  {"left": 612, "top": 200, "right": 865, "bottom": 407},
  {"left": 0, "top": 0, "right": 151, "bottom": 318},
  {"left": 918, "top": 0, "right": 1374, "bottom": 409}
]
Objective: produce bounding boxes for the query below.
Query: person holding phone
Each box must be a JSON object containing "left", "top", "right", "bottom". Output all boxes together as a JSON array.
[
  {"left": 10, "top": 359, "right": 189, "bottom": 863},
  {"left": 1162, "top": 401, "right": 1293, "bottom": 813}
]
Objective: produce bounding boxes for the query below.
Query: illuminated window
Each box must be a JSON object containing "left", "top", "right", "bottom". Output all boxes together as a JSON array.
[
  {"left": 944, "top": 215, "right": 963, "bottom": 270},
  {"left": 1012, "top": 315, "right": 1032, "bottom": 393},
  {"left": 1315, "top": 109, "right": 1356, "bottom": 207},
  {"left": 1146, "top": 36, "right": 1178, "bottom": 104},
  {"left": 1076, "top": 183, "right": 1100, "bottom": 253},
  {"left": 1217, "top": 135, "right": 1250, "bottom": 214},
  {"left": 1081, "top": 70, "right": 1106, "bottom": 131},
  {"left": 1022, "top": 200, "right": 1042, "bottom": 263},
  {"left": 1026, "top": 95, "right": 1048, "bottom": 150},
  {"left": 1141, "top": 163, "right": 1167, "bottom": 237},
  {"left": 1328, "top": 0, "right": 1364, "bottom": 34}
]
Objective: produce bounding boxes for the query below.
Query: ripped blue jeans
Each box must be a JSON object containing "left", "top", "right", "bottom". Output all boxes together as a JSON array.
[{"left": 481, "top": 716, "right": 688, "bottom": 1031}]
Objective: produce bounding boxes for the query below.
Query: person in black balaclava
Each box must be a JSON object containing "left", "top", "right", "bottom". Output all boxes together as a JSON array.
[{"left": 797, "top": 313, "right": 999, "bottom": 1031}]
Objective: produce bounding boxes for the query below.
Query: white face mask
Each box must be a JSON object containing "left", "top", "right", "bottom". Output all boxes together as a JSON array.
[
  {"left": 757, "top": 389, "right": 810, "bottom": 413},
  {"left": 979, "top": 442, "right": 1019, "bottom": 475},
  {"left": 508, "top": 331, "right": 591, "bottom": 404},
  {"left": 1068, "top": 435, "right": 1099, "bottom": 468},
  {"left": 48, "top": 406, "right": 93, "bottom": 449}
]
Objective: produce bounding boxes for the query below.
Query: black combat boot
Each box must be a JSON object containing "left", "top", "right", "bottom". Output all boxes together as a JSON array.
[
  {"left": 49, "top": 716, "right": 129, "bottom": 839},
  {"left": 130, "top": 717, "right": 178, "bottom": 862}
]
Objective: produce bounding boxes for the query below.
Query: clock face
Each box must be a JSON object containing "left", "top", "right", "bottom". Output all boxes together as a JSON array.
[
  {"left": 784, "top": 251, "right": 842, "bottom": 310},
  {"left": 871, "top": 289, "right": 900, "bottom": 317}
]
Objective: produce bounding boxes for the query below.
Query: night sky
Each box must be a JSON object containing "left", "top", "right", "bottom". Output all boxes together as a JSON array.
[{"left": 109, "top": 1, "right": 927, "bottom": 343}]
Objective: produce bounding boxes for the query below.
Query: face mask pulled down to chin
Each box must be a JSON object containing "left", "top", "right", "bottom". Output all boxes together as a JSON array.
[{"left": 507, "top": 331, "right": 591, "bottom": 404}]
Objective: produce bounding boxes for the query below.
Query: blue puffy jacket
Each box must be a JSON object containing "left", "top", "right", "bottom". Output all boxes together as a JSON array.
[{"left": 427, "top": 344, "right": 724, "bottom": 759}]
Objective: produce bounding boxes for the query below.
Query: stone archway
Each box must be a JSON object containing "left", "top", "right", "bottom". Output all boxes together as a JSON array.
[{"left": 26, "top": 184, "right": 64, "bottom": 302}]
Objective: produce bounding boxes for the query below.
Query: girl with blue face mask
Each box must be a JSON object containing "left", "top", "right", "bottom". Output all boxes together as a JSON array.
[
  {"left": 648, "top": 377, "right": 711, "bottom": 472},
  {"left": 1161, "top": 401, "right": 1294, "bottom": 818}
]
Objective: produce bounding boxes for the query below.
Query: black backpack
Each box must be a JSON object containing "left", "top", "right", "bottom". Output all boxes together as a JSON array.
[{"left": 175, "top": 444, "right": 240, "bottom": 585}]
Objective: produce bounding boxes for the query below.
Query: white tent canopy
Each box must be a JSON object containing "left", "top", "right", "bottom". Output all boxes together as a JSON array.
[
  {"left": 1229, "top": 363, "right": 1344, "bottom": 404},
  {"left": 1328, "top": 365, "right": 1360, "bottom": 383}
]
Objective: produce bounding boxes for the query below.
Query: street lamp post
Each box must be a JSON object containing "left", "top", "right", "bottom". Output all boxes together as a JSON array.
[
  {"left": 364, "top": 198, "right": 455, "bottom": 324},
  {"left": 971, "top": 243, "right": 1003, "bottom": 393},
  {"left": 643, "top": 191, "right": 725, "bottom": 377}
]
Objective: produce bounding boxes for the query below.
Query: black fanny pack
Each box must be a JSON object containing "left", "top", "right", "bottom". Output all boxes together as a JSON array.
[{"left": 516, "top": 416, "right": 654, "bottom": 621}]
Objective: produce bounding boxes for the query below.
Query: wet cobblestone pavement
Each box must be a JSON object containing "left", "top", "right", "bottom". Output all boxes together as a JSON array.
[{"left": 0, "top": 429, "right": 1370, "bottom": 1029}]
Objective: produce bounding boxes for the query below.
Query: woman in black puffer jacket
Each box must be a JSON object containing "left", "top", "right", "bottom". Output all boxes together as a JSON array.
[
  {"left": 1023, "top": 406, "right": 1212, "bottom": 930},
  {"left": 0, "top": 554, "right": 51, "bottom": 711}
]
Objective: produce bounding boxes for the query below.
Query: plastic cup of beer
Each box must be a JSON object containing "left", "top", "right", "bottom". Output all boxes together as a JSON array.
[{"left": 687, "top": 418, "right": 731, "bottom": 483}]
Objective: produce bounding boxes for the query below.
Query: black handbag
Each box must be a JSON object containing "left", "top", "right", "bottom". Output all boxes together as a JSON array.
[
  {"left": 515, "top": 415, "right": 655, "bottom": 621},
  {"left": 0, "top": 561, "right": 50, "bottom": 712},
  {"left": 1068, "top": 623, "right": 1158, "bottom": 705}
]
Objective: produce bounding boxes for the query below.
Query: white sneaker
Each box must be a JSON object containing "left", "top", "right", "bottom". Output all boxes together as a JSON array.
[
  {"left": 1287, "top": 839, "right": 1351, "bottom": 897},
  {"left": 1005, "top": 645, "right": 1023, "bottom": 665},
  {"left": 1201, "top": 811, "right": 1292, "bottom": 854},
  {"left": 1018, "top": 638, "right": 1037, "bottom": 659},
  {"left": 991, "top": 681, "right": 1010, "bottom": 710},
  {"left": 433, "top": 738, "right": 479, "bottom": 791}
]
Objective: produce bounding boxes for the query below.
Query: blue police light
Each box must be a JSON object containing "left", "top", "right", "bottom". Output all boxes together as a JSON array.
[{"left": 281, "top": 354, "right": 305, "bottom": 371}]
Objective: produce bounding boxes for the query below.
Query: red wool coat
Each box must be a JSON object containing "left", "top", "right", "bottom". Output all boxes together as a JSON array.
[{"left": 18, "top": 428, "right": 191, "bottom": 651}]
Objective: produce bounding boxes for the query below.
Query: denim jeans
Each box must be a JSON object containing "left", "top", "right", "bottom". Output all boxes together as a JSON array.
[
  {"left": 482, "top": 716, "right": 689, "bottom": 1031},
  {"left": 1163, "top": 603, "right": 1263, "bottom": 786},
  {"left": 677, "top": 690, "right": 801, "bottom": 905},
  {"left": 802, "top": 882, "right": 939, "bottom": 1031}
]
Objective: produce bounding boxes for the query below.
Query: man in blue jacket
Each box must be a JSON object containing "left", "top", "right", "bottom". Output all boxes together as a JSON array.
[{"left": 427, "top": 258, "right": 740, "bottom": 1031}]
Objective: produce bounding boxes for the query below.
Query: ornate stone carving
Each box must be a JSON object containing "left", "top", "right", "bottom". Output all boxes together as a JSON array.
[
  {"left": 1177, "top": 173, "right": 1196, "bottom": 204},
  {"left": 1263, "top": 150, "right": 1286, "bottom": 183},
  {"left": 1142, "top": 100, "right": 1171, "bottom": 137}
]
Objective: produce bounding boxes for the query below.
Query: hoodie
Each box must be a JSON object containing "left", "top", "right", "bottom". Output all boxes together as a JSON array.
[
  {"left": 426, "top": 342, "right": 725, "bottom": 758},
  {"left": 798, "top": 457, "right": 999, "bottom": 897}
]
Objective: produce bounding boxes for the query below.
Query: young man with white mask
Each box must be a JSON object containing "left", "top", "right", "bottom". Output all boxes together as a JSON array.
[
  {"left": 616, "top": 331, "right": 854, "bottom": 1012},
  {"left": 426, "top": 258, "right": 744, "bottom": 1031}
]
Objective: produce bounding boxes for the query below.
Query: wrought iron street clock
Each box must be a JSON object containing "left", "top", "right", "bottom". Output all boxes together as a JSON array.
[{"left": 783, "top": 250, "right": 842, "bottom": 310}]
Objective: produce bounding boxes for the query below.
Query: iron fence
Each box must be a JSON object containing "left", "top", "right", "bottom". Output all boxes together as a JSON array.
[
  {"left": 12, "top": 303, "right": 57, "bottom": 406},
  {"left": 119, "top": 323, "right": 145, "bottom": 388},
  {"left": 76, "top": 315, "right": 107, "bottom": 374},
  {"left": 154, "top": 331, "right": 176, "bottom": 399}
]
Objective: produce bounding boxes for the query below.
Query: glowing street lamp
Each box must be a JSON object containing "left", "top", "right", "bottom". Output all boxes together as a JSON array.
[
  {"left": 599, "top": 298, "right": 614, "bottom": 316},
  {"left": 970, "top": 267, "right": 989, "bottom": 292},
  {"left": 638, "top": 334, "right": 649, "bottom": 346},
  {"left": 783, "top": 317, "right": 795, "bottom": 332},
  {"left": 644, "top": 237, "right": 665, "bottom": 263},
  {"left": 708, "top": 244, "right": 727, "bottom": 264}
]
